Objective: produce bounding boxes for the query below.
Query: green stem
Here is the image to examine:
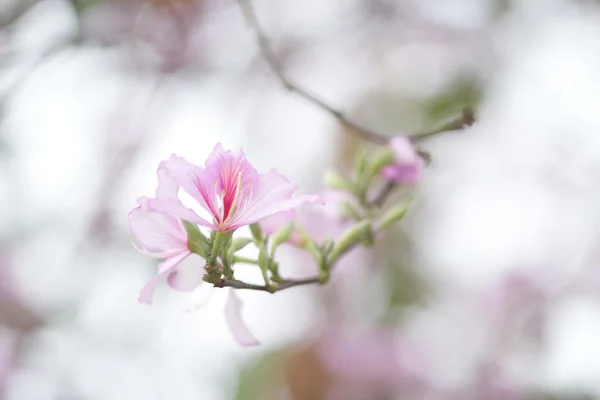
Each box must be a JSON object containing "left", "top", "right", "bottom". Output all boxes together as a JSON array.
[
  {"left": 209, "top": 232, "right": 225, "bottom": 265},
  {"left": 233, "top": 256, "right": 259, "bottom": 265}
]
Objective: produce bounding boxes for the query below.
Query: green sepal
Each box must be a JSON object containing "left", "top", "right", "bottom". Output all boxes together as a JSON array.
[{"left": 182, "top": 220, "right": 207, "bottom": 258}]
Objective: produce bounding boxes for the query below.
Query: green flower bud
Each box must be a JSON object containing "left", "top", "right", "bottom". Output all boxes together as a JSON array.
[
  {"left": 339, "top": 200, "right": 363, "bottom": 221},
  {"left": 182, "top": 220, "right": 207, "bottom": 258},
  {"left": 270, "top": 222, "right": 295, "bottom": 254},
  {"left": 258, "top": 244, "right": 271, "bottom": 286},
  {"left": 366, "top": 147, "right": 395, "bottom": 180},
  {"left": 232, "top": 237, "right": 253, "bottom": 252},
  {"left": 329, "top": 220, "right": 371, "bottom": 264},
  {"left": 249, "top": 223, "right": 263, "bottom": 243},
  {"left": 376, "top": 199, "right": 413, "bottom": 230},
  {"left": 324, "top": 169, "right": 354, "bottom": 192}
]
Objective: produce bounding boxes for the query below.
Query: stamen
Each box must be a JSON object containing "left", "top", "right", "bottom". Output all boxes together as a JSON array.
[{"left": 221, "top": 171, "right": 243, "bottom": 227}]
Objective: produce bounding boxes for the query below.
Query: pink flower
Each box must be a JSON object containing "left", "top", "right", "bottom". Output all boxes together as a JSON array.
[
  {"left": 147, "top": 143, "right": 320, "bottom": 232},
  {"left": 129, "top": 169, "right": 204, "bottom": 304},
  {"left": 381, "top": 136, "right": 422, "bottom": 184},
  {"left": 260, "top": 190, "right": 353, "bottom": 246}
]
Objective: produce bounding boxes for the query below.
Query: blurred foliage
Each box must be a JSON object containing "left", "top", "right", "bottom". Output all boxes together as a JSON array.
[
  {"left": 234, "top": 343, "right": 335, "bottom": 400},
  {"left": 234, "top": 350, "right": 285, "bottom": 400},
  {"left": 419, "top": 77, "right": 482, "bottom": 130},
  {"left": 69, "top": 0, "right": 100, "bottom": 15}
]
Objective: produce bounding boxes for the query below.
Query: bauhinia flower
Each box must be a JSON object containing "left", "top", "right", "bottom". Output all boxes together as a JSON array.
[
  {"left": 129, "top": 169, "right": 205, "bottom": 304},
  {"left": 380, "top": 136, "right": 422, "bottom": 184},
  {"left": 260, "top": 190, "right": 353, "bottom": 246},
  {"left": 146, "top": 143, "right": 321, "bottom": 232}
]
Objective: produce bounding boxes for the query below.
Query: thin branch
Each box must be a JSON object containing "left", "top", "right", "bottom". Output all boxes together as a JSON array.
[
  {"left": 221, "top": 1, "right": 478, "bottom": 294},
  {"left": 410, "top": 107, "right": 476, "bottom": 141},
  {"left": 236, "top": 0, "right": 475, "bottom": 157},
  {"left": 372, "top": 181, "right": 396, "bottom": 207},
  {"left": 236, "top": 0, "right": 388, "bottom": 145},
  {"left": 217, "top": 276, "right": 320, "bottom": 292}
]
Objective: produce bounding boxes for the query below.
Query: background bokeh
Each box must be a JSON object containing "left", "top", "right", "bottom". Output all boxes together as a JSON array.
[{"left": 2, "top": 0, "right": 600, "bottom": 399}]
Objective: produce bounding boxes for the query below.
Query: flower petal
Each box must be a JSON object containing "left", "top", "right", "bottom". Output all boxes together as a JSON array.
[
  {"left": 167, "top": 253, "right": 205, "bottom": 292},
  {"left": 204, "top": 143, "right": 258, "bottom": 195},
  {"left": 146, "top": 198, "right": 217, "bottom": 230},
  {"left": 259, "top": 210, "right": 296, "bottom": 236},
  {"left": 138, "top": 251, "right": 190, "bottom": 304},
  {"left": 155, "top": 167, "right": 179, "bottom": 200},
  {"left": 224, "top": 289, "right": 260, "bottom": 347},
  {"left": 232, "top": 169, "right": 321, "bottom": 228},
  {"left": 160, "top": 155, "right": 218, "bottom": 217},
  {"left": 381, "top": 136, "right": 422, "bottom": 184},
  {"left": 129, "top": 205, "right": 188, "bottom": 251}
]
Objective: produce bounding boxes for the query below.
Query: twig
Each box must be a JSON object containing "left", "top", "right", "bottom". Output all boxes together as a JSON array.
[
  {"left": 217, "top": 276, "right": 320, "bottom": 292},
  {"left": 235, "top": 0, "right": 475, "bottom": 157},
  {"left": 372, "top": 181, "right": 396, "bottom": 207},
  {"left": 236, "top": 0, "right": 388, "bottom": 145},
  {"left": 223, "top": 1, "right": 477, "bottom": 294},
  {"left": 410, "top": 107, "right": 475, "bottom": 141}
]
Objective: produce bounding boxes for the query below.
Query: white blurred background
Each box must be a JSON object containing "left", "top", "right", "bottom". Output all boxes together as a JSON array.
[{"left": 2, "top": 0, "right": 600, "bottom": 399}]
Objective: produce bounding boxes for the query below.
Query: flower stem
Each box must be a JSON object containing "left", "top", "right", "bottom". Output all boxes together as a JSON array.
[
  {"left": 233, "top": 256, "right": 259, "bottom": 265},
  {"left": 209, "top": 232, "right": 225, "bottom": 266}
]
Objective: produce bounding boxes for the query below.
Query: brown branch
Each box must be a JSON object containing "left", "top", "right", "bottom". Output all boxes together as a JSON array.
[
  {"left": 217, "top": 276, "right": 320, "bottom": 293},
  {"left": 372, "top": 181, "right": 396, "bottom": 207},
  {"left": 235, "top": 0, "right": 388, "bottom": 145},
  {"left": 410, "top": 107, "right": 476, "bottom": 142},
  {"left": 236, "top": 0, "right": 475, "bottom": 157}
]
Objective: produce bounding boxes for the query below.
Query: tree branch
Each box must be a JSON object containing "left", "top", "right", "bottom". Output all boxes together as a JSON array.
[
  {"left": 410, "top": 107, "right": 475, "bottom": 141},
  {"left": 235, "top": 0, "right": 475, "bottom": 158},
  {"left": 236, "top": 0, "right": 389, "bottom": 145},
  {"left": 221, "top": 1, "right": 478, "bottom": 294},
  {"left": 372, "top": 181, "right": 396, "bottom": 207},
  {"left": 217, "top": 276, "right": 320, "bottom": 292}
]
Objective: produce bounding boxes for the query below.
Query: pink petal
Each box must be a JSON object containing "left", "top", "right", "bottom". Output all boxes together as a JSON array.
[
  {"left": 146, "top": 198, "right": 216, "bottom": 230},
  {"left": 259, "top": 210, "right": 296, "bottom": 236},
  {"left": 155, "top": 168, "right": 179, "bottom": 200},
  {"left": 167, "top": 253, "right": 206, "bottom": 291},
  {"left": 159, "top": 155, "right": 218, "bottom": 218},
  {"left": 204, "top": 143, "right": 258, "bottom": 195},
  {"left": 138, "top": 251, "right": 190, "bottom": 304},
  {"left": 224, "top": 289, "right": 259, "bottom": 346},
  {"left": 231, "top": 169, "right": 321, "bottom": 228},
  {"left": 381, "top": 136, "right": 423, "bottom": 184},
  {"left": 129, "top": 205, "right": 188, "bottom": 251}
]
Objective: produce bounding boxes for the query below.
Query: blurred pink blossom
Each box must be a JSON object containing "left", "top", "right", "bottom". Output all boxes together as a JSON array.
[
  {"left": 0, "top": 336, "right": 14, "bottom": 395},
  {"left": 381, "top": 136, "right": 422, "bottom": 184},
  {"left": 260, "top": 190, "right": 353, "bottom": 245},
  {"left": 317, "top": 325, "right": 429, "bottom": 400},
  {"left": 81, "top": 0, "right": 205, "bottom": 73},
  {"left": 129, "top": 169, "right": 202, "bottom": 304},
  {"left": 148, "top": 144, "right": 320, "bottom": 232}
]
